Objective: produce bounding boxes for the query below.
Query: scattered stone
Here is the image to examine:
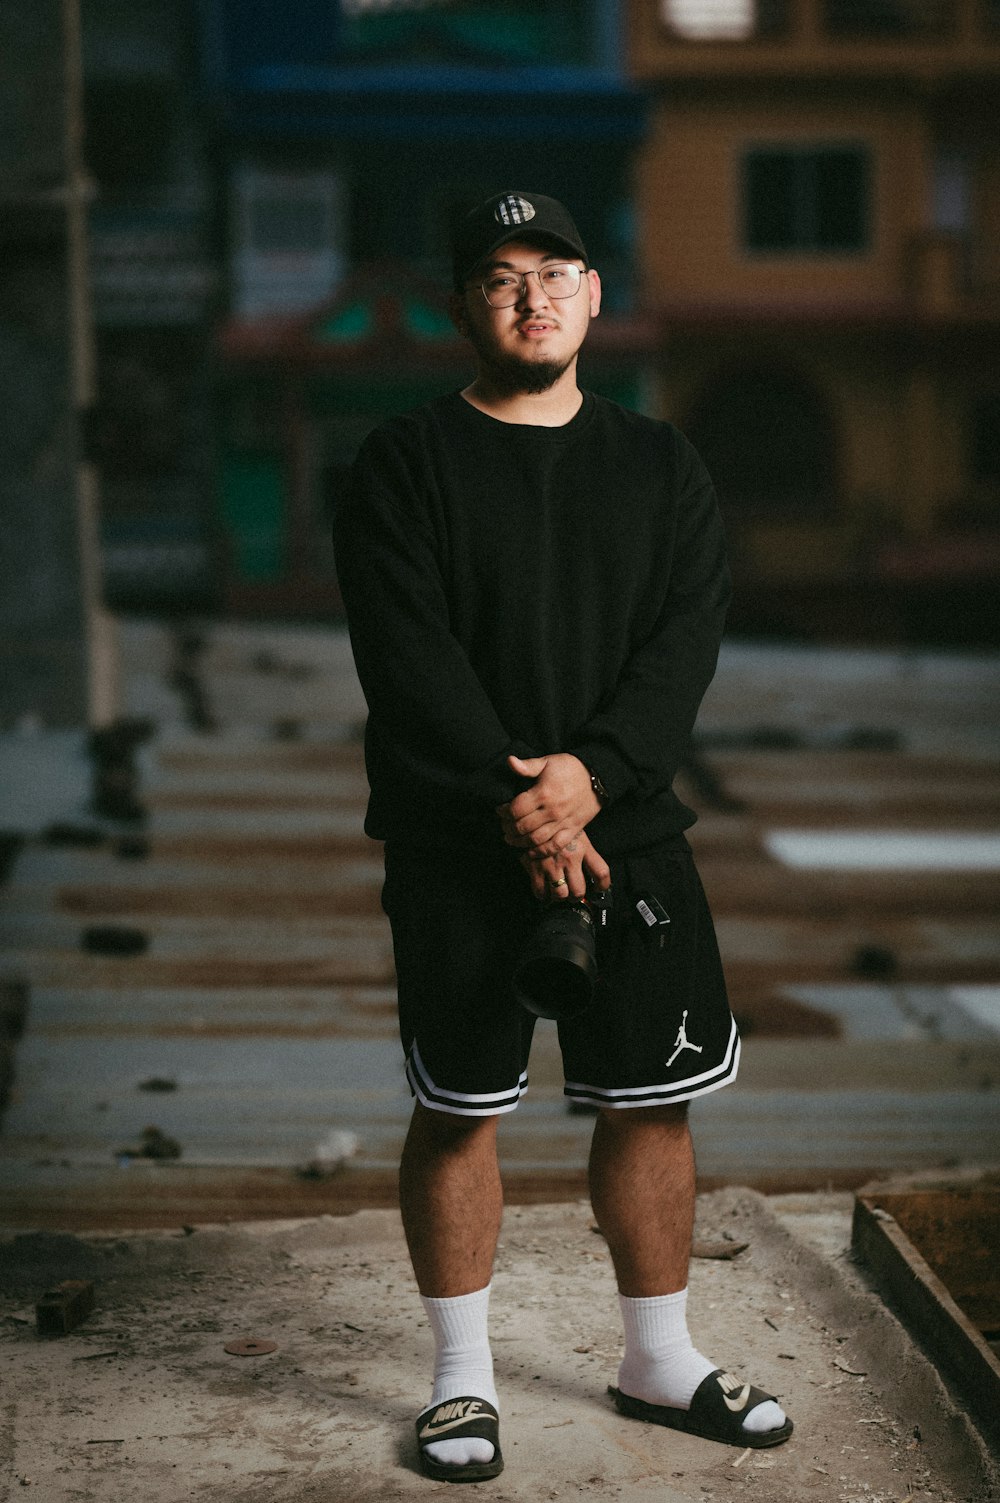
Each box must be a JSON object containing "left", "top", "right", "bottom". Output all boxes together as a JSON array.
[
  {"left": 81, "top": 926, "right": 149, "bottom": 956},
  {"left": 35, "top": 1279, "right": 95, "bottom": 1336},
  {"left": 41, "top": 823, "right": 105, "bottom": 847},
  {"left": 692, "top": 1239, "right": 749, "bottom": 1260},
  {"left": 851, "top": 944, "right": 898, "bottom": 980},
  {"left": 296, "top": 1129, "right": 359, "bottom": 1179},
  {"left": 115, "top": 836, "right": 150, "bottom": 860},
  {"left": 0, "top": 979, "right": 29, "bottom": 1041},
  {"left": 116, "top": 1126, "right": 182, "bottom": 1161}
]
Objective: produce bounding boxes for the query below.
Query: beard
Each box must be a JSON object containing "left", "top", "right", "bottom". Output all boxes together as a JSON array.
[
  {"left": 479, "top": 353, "right": 573, "bottom": 396},
  {"left": 464, "top": 323, "right": 576, "bottom": 395}
]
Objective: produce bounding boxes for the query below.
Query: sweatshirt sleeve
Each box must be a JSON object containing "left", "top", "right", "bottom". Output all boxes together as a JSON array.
[
  {"left": 333, "top": 424, "right": 535, "bottom": 811},
  {"left": 568, "top": 433, "right": 730, "bottom": 803}
]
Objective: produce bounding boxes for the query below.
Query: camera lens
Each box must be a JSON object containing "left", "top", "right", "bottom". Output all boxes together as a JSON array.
[{"left": 512, "top": 902, "right": 598, "bottom": 1020}]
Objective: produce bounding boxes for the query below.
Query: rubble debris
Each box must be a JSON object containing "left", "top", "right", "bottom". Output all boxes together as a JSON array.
[
  {"left": 691, "top": 1239, "right": 749, "bottom": 1261},
  {"left": 0, "top": 981, "right": 28, "bottom": 1116},
  {"left": 296, "top": 1129, "right": 359, "bottom": 1179},
  {"left": 0, "top": 832, "right": 23, "bottom": 883},
  {"left": 40, "top": 823, "right": 105, "bottom": 848},
  {"left": 81, "top": 925, "right": 150, "bottom": 957},
  {"left": 35, "top": 1279, "right": 95, "bottom": 1336},
  {"left": 116, "top": 1126, "right": 182, "bottom": 1161},
  {"left": 88, "top": 719, "right": 153, "bottom": 823},
  {"left": 169, "top": 628, "right": 216, "bottom": 732},
  {"left": 114, "top": 836, "right": 150, "bottom": 861},
  {"left": 851, "top": 944, "right": 898, "bottom": 979},
  {"left": 0, "top": 979, "right": 29, "bottom": 1041}
]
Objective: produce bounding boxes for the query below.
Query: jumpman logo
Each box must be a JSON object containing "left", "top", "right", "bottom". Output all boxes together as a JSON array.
[{"left": 666, "top": 1010, "right": 703, "bottom": 1068}]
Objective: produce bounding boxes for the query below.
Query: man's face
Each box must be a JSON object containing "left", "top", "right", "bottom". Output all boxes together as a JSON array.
[{"left": 451, "top": 239, "right": 602, "bottom": 395}]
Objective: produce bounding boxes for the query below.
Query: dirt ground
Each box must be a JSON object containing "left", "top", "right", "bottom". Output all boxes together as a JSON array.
[{"left": 1, "top": 1190, "right": 997, "bottom": 1503}]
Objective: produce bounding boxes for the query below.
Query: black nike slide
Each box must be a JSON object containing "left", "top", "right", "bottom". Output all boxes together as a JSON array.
[
  {"left": 608, "top": 1368, "right": 793, "bottom": 1450},
  {"left": 415, "top": 1396, "right": 504, "bottom": 1483}
]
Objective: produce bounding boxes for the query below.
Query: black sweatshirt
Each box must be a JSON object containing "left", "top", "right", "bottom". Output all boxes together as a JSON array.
[{"left": 333, "top": 389, "right": 730, "bottom": 857}]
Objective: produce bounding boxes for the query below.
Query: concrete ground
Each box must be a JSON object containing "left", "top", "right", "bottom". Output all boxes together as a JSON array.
[{"left": 2, "top": 1191, "right": 998, "bottom": 1503}]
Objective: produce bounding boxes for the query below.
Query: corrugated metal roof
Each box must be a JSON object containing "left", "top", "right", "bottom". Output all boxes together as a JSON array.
[{"left": 1, "top": 623, "right": 998, "bottom": 1228}]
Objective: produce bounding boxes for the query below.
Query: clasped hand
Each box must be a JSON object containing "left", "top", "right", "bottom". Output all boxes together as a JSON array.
[{"left": 496, "top": 753, "right": 610, "bottom": 902}]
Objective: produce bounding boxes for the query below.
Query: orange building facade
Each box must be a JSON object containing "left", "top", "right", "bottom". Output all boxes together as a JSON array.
[{"left": 628, "top": 0, "right": 1000, "bottom": 641}]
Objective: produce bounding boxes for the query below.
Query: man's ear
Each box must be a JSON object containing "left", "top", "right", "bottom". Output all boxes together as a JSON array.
[
  {"left": 587, "top": 268, "right": 602, "bottom": 319},
  {"left": 449, "top": 292, "right": 469, "bottom": 336}
]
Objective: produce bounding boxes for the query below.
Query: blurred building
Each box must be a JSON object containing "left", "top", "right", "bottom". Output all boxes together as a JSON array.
[
  {"left": 202, "top": 0, "right": 651, "bottom": 614},
  {"left": 630, "top": 0, "right": 1000, "bottom": 642},
  {"left": 81, "top": 0, "right": 219, "bottom": 613},
  {"left": 77, "top": 1, "right": 999, "bottom": 640}
]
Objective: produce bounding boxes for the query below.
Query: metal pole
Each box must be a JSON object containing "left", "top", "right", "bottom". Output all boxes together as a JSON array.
[{"left": 63, "top": 0, "right": 120, "bottom": 728}]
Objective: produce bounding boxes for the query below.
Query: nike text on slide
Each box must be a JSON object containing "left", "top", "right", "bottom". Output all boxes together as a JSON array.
[{"left": 418, "top": 1399, "right": 485, "bottom": 1438}]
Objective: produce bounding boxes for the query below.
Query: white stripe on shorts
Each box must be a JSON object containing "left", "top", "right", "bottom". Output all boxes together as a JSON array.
[
  {"left": 407, "top": 1041, "right": 528, "bottom": 1117},
  {"left": 563, "top": 1018, "right": 741, "bottom": 1110}
]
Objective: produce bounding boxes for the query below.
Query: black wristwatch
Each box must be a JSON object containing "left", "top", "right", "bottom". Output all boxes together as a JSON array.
[{"left": 587, "top": 766, "right": 609, "bottom": 805}]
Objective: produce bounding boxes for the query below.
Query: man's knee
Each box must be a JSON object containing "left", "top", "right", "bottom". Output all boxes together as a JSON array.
[
  {"left": 408, "top": 1100, "right": 501, "bottom": 1149},
  {"left": 596, "top": 1102, "right": 690, "bottom": 1130}
]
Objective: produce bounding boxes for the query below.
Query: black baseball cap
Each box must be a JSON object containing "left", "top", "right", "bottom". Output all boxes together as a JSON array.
[{"left": 451, "top": 191, "right": 588, "bottom": 287}]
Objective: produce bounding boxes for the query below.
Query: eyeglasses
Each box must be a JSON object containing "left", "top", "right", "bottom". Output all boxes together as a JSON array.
[{"left": 474, "top": 262, "right": 585, "bottom": 308}]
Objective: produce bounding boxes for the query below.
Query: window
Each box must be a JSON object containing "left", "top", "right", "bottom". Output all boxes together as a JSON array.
[
  {"left": 931, "top": 150, "right": 970, "bottom": 232},
  {"left": 744, "top": 146, "right": 870, "bottom": 254},
  {"left": 231, "top": 167, "right": 346, "bottom": 318},
  {"left": 661, "top": 0, "right": 788, "bottom": 40}
]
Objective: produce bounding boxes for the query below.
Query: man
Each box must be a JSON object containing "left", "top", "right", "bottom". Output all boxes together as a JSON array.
[{"left": 333, "top": 191, "right": 792, "bottom": 1483}]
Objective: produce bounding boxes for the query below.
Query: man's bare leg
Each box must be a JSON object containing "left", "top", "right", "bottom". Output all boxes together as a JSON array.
[
  {"left": 589, "top": 1101, "right": 788, "bottom": 1440},
  {"left": 399, "top": 1101, "right": 502, "bottom": 1296},
  {"left": 588, "top": 1102, "right": 694, "bottom": 1296},
  {"left": 400, "top": 1102, "right": 503, "bottom": 1474}
]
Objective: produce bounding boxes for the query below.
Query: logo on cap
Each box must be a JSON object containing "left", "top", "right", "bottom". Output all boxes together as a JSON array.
[{"left": 494, "top": 194, "right": 536, "bottom": 227}]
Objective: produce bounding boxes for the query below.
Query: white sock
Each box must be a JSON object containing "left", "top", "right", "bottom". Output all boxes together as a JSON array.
[
  {"left": 420, "top": 1284, "right": 497, "bottom": 1468},
  {"left": 617, "top": 1288, "right": 786, "bottom": 1436}
]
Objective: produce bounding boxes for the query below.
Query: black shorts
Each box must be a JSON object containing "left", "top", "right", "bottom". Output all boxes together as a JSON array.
[{"left": 381, "top": 835, "right": 739, "bottom": 1116}]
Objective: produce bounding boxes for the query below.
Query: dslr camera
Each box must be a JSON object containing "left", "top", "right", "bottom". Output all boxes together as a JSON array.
[{"left": 512, "top": 881, "right": 612, "bottom": 1021}]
